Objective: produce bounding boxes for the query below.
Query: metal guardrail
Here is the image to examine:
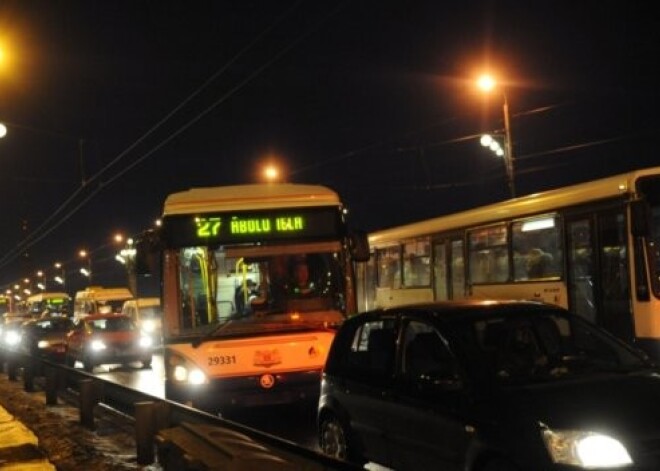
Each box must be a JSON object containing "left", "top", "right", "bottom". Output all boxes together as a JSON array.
[{"left": 0, "top": 348, "right": 361, "bottom": 470}]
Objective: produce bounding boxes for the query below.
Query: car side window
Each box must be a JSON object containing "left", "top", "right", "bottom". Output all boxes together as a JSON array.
[
  {"left": 401, "top": 321, "right": 457, "bottom": 383},
  {"left": 344, "top": 319, "right": 397, "bottom": 382}
]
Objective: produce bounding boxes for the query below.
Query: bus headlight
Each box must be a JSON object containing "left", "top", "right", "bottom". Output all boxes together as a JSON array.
[
  {"left": 542, "top": 428, "right": 633, "bottom": 468},
  {"left": 188, "top": 369, "right": 207, "bottom": 385},
  {"left": 172, "top": 364, "right": 207, "bottom": 385},
  {"left": 90, "top": 339, "right": 107, "bottom": 352}
]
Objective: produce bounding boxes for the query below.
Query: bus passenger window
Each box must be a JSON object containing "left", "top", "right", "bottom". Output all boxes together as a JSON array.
[
  {"left": 512, "top": 215, "right": 562, "bottom": 281},
  {"left": 403, "top": 238, "right": 431, "bottom": 288},
  {"left": 377, "top": 246, "right": 401, "bottom": 289},
  {"left": 469, "top": 224, "right": 509, "bottom": 284}
]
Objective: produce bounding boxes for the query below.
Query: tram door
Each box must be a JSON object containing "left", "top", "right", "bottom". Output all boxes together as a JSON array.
[
  {"left": 433, "top": 238, "right": 465, "bottom": 301},
  {"left": 567, "top": 211, "right": 633, "bottom": 343}
]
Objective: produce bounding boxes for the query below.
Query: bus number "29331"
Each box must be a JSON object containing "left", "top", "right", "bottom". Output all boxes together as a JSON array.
[{"left": 208, "top": 355, "right": 237, "bottom": 366}]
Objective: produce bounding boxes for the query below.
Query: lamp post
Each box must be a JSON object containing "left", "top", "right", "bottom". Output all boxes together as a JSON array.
[
  {"left": 477, "top": 74, "right": 516, "bottom": 199},
  {"left": 115, "top": 237, "right": 137, "bottom": 296}
]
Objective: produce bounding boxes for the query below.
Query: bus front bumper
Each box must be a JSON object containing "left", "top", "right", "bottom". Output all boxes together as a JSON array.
[{"left": 165, "top": 369, "right": 322, "bottom": 411}]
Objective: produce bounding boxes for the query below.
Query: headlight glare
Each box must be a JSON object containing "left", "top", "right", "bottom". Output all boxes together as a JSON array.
[
  {"left": 139, "top": 336, "right": 153, "bottom": 348},
  {"left": 542, "top": 428, "right": 633, "bottom": 468},
  {"left": 142, "top": 320, "right": 156, "bottom": 333},
  {"left": 188, "top": 368, "right": 207, "bottom": 385},
  {"left": 5, "top": 331, "right": 21, "bottom": 346},
  {"left": 90, "top": 339, "right": 106, "bottom": 351}
]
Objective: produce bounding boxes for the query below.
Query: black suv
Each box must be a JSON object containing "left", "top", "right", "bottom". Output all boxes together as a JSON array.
[{"left": 318, "top": 300, "right": 660, "bottom": 470}]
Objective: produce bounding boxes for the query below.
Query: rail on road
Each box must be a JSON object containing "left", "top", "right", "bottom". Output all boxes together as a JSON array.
[{"left": 0, "top": 347, "right": 361, "bottom": 470}]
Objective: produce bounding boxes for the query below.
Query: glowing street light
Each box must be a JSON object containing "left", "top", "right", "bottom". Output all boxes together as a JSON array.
[
  {"left": 53, "top": 262, "right": 66, "bottom": 288},
  {"left": 36, "top": 270, "right": 46, "bottom": 291},
  {"left": 115, "top": 237, "right": 137, "bottom": 295},
  {"left": 477, "top": 73, "right": 515, "bottom": 198},
  {"left": 263, "top": 165, "right": 280, "bottom": 183},
  {"left": 79, "top": 249, "right": 92, "bottom": 283},
  {"left": 480, "top": 134, "right": 505, "bottom": 157}
]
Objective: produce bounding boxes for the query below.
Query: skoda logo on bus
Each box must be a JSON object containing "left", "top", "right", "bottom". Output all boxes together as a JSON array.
[{"left": 260, "top": 374, "right": 275, "bottom": 389}]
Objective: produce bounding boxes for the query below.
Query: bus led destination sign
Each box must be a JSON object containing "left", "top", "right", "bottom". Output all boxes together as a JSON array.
[
  {"left": 196, "top": 215, "right": 305, "bottom": 237},
  {"left": 162, "top": 207, "right": 346, "bottom": 247},
  {"left": 230, "top": 215, "right": 304, "bottom": 234},
  {"left": 162, "top": 207, "right": 342, "bottom": 247}
]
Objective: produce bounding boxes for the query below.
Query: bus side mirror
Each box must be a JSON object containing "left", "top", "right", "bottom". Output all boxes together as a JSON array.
[
  {"left": 349, "top": 231, "right": 370, "bottom": 262},
  {"left": 135, "top": 229, "right": 160, "bottom": 275},
  {"left": 630, "top": 199, "right": 650, "bottom": 237}
]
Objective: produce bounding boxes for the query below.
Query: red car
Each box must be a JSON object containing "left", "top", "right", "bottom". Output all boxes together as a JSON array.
[{"left": 65, "top": 313, "right": 153, "bottom": 372}]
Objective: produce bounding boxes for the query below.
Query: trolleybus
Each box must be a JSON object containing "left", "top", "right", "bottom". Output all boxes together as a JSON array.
[
  {"left": 137, "top": 183, "right": 368, "bottom": 411},
  {"left": 357, "top": 166, "right": 660, "bottom": 360}
]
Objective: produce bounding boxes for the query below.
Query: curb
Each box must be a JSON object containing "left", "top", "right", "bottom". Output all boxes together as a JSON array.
[{"left": 0, "top": 405, "right": 55, "bottom": 470}]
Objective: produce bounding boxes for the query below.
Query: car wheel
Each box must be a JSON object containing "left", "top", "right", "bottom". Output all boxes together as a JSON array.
[
  {"left": 319, "top": 414, "right": 361, "bottom": 463},
  {"left": 480, "top": 457, "right": 521, "bottom": 471},
  {"left": 141, "top": 358, "right": 152, "bottom": 369},
  {"left": 82, "top": 357, "right": 95, "bottom": 372}
]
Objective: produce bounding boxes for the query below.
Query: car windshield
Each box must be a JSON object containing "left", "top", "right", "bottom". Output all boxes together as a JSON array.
[
  {"left": 87, "top": 317, "right": 135, "bottom": 332},
  {"left": 35, "top": 318, "right": 73, "bottom": 332},
  {"left": 98, "top": 300, "right": 126, "bottom": 314},
  {"left": 451, "top": 311, "right": 652, "bottom": 384},
  {"left": 138, "top": 307, "right": 161, "bottom": 319}
]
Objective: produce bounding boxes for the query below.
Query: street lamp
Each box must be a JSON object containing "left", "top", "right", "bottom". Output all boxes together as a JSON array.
[
  {"left": 477, "top": 74, "right": 516, "bottom": 198},
  {"left": 79, "top": 249, "right": 92, "bottom": 283},
  {"left": 35, "top": 270, "right": 46, "bottom": 291},
  {"left": 115, "top": 237, "right": 137, "bottom": 295},
  {"left": 53, "top": 262, "right": 66, "bottom": 289}
]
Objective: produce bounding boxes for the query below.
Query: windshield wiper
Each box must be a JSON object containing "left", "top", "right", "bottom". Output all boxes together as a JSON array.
[{"left": 191, "top": 320, "right": 232, "bottom": 348}]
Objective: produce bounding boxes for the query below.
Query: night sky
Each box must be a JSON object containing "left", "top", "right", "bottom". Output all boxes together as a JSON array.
[{"left": 0, "top": 0, "right": 659, "bottom": 292}]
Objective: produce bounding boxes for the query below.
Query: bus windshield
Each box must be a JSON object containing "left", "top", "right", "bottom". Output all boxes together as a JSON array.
[{"left": 175, "top": 244, "right": 346, "bottom": 336}]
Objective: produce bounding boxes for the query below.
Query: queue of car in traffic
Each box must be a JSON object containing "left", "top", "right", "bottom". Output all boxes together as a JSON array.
[
  {"left": 3, "top": 294, "right": 660, "bottom": 470},
  {"left": 0, "top": 288, "right": 161, "bottom": 373}
]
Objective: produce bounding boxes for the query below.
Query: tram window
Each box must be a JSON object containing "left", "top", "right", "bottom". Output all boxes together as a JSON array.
[
  {"left": 376, "top": 246, "right": 402, "bottom": 289},
  {"left": 469, "top": 225, "right": 509, "bottom": 283},
  {"left": 403, "top": 238, "right": 431, "bottom": 288},
  {"left": 512, "top": 215, "right": 562, "bottom": 281}
]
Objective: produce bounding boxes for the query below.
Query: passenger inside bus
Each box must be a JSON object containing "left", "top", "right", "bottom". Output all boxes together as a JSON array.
[
  {"left": 526, "top": 248, "right": 554, "bottom": 279},
  {"left": 269, "top": 255, "right": 290, "bottom": 302},
  {"left": 234, "top": 279, "right": 259, "bottom": 316},
  {"left": 290, "top": 256, "right": 317, "bottom": 296}
]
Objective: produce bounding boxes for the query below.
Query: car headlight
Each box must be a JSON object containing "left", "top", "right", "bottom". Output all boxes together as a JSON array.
[
  {"left": 139, "top": 335, "right": 153, "bottom": 348},
  {"left": 37, "top": 340, "right": 51, "bottom": 349},
  {"left": 4, "top": 331, "right": 21, "bottom": 346},
  {"left": 141, "top": 320, "right": 156, "bottom": 333},
  {"left": 90, "top": 339, "right": 107, "bottom": 351},
  {"left": 542, "top": 427, "right": 633, "bottom": 468}
]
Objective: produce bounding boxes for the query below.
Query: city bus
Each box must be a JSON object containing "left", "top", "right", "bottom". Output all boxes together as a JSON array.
[
  {"left": 356, "top": 166, "right": 660, "bottom": 361},
  {"left": 25, "top": 292, "right": 71, "bottom": 317},
  {"left": 137, "top": 183, "right": 368, "bottom": 411},
  {"left": 0, "top": 295, "right": 11, "bottom": 317}
]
